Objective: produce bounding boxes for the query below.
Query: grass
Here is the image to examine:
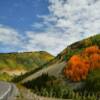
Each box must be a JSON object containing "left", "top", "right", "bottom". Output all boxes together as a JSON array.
[
  {"left": 0, "top": 51, "right": 54, "bottom": 71},
  {"left": 56, "top": 34, "right": 100, "bottom": 61},
  {"left": 0, "top": 72, "right": 12, "bottom": 81}
]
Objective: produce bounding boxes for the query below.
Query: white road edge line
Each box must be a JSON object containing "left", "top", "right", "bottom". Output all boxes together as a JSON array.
[{"left": 0, "top": 83, "right": 11, "bottom": 99}]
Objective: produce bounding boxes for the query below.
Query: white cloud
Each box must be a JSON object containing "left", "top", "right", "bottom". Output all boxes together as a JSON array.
[
  {"left": 1, "top": 0, "right": 100, "bottom": 55},
  {"left": 23, "top": 31, "right": 68, "bottom": 54},
  {"left": 0, "top": 25, "right": 22, "bottom": 45},
  {"left": 28, "top": 0, "right": 100, "bottom": 55},
  {"left": 32, "top": 23, "right": 44, "bottom": 29},
  {"left": 48, "top": 0, "right": 100, "bottom": 37}
]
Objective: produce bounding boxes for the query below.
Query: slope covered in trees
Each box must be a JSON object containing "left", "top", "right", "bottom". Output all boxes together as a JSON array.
[
  {"left": 64, "top": 45, "right": 100, "bottom": 81},
  {"left": 56, "top": 34, "right": 100, "bottom": 62},
  {"left": 18, "top": 34, "right": 100, "bottom": 100},
  {"left": 13, "top": 34, "right": 100, "bottom": 83}
]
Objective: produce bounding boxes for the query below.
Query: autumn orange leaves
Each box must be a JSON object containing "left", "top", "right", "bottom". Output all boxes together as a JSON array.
[
  {"left": 64, "top": 45, "right": 100, "bottom": 81},
  {"left": 64, "top": 55, "right": 89, "bottom": 81}
]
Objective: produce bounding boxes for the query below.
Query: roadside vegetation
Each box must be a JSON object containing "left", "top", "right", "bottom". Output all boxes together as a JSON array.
[
  {"left": 0, "top": 34, "right": 99, "bottom": 99},
  {"left": 21, "top": 34, "right": 100, "bottom": 100},
  {"left": 23, "top": 74, "right": 73, "bottom": 99},
  {"left": 23, "top": 73, "right": 99, "bottom": 100},
  {"left": 12, "top": 67, "right": 42, "bottom": 83},
  {"left": 0, "top": 73, "right": 12, "bottom": 81}
]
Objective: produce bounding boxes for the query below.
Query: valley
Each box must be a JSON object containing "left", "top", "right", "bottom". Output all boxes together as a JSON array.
[{"left": 0, "top": 34, "right": 100, "bottom": 100}]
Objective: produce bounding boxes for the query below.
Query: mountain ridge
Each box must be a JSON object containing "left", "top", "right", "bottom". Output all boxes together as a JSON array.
[
  {"left": 0, "top": 51, "right": 54, "bottom": 77},
  {"left": 14, "top": 34, "right": 100, "bottom": 84}
]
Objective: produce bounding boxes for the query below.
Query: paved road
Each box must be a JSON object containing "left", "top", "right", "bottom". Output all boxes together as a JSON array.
[
  {"left": 21, "top": 61, "right": 66, "bottom": 83},
  {"left": 0, "top": 81, "right": 19, "bottom": 100},
  {"left": 0, "top": 81, "right": 11, "bottom": 100}
]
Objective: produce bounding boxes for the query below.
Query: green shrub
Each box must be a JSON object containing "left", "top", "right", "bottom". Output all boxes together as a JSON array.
[
  {"left": 84, "top": 69, "right": 100, "bottom": 92},
  {"left": 23, "top": 74, "right": 73, "bottom": 99}
]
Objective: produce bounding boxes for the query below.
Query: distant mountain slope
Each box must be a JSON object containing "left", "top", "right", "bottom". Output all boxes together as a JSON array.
[
  {"left": 19, "top": 34, "right": 100, "bottom": 83},
  {"left": 0, "top": 51, "right": 54, "bottom": 76},
  {"left": 13, "top": 34, "right": 100, "bottom": 100},
  {"left": 56, "top": 34, "right": 100, "bottom": 62},
  {"left": 35, "top": 34, "right": 100, "bottom": 68}
]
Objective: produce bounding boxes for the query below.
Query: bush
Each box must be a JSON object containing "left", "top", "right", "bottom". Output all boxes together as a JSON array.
[
  {"left": 23, "top": 73, "right": 99, "bottom": 99},
  {"left": 84, "top": 69, "right": 100, "bottom": 92},
  {"left": 23, "top": 74, "right": 73, "bottom": 99},
  {"left": 64, "top": 45, "right": 100, "bottom": 81}
]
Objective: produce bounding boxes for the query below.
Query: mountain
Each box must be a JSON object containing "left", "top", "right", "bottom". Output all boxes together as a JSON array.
[
  {"left": 0, "top": 51, "right": 54, "bottom": 76},
  {"left": 13, "top": 34, "right": 100, "bottom": 99},
  {"left": 18, "top": 34, "right": 100, "bottom": 83},
  {"left": 56, "top": 33, "right": 100, "bottom": 61}
]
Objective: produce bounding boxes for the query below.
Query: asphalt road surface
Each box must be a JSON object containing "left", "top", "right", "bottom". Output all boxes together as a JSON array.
[
  {"left": 21, "top": 62, "right": 66, "bottom": 83},
  {"left": 0, "top": 81, "right": 19, "bottom": 100}
]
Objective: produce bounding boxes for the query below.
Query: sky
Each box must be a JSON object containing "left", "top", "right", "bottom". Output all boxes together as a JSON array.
[{"left": 0, "top": 0, "right": 100, "bottom": 55}]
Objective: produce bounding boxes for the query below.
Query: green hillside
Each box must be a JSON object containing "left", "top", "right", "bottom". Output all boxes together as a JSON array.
[
  {"left": 41, "top": 34, "right": 100, "bottom": 78},
  {"left": 21, "top": 34, "right": 100, "bottom": 100},
  {"left": 0, "top": 51, "right": 54, "bottom": 74},
  {"left": 37, "top": 34, "right": 100, "bottom": 68},
  {"left": 13, "top": 34, "right": 100, "bottom": 83},
  {"left": 56, "top": 34, "right": 100, "bottom": 61}
]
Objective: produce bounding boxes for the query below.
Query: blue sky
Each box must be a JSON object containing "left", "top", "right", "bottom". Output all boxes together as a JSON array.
[
  {"left": 0, "top": 0, "right": 100, "bottom": 55},
  {"left": 0, "top": 0, "right": 49, "bottom": 31}
]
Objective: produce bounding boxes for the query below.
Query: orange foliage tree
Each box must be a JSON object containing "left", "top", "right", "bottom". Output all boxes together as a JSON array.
[
  {"left": 64, "top": 45, "right": 100, "bottom": 81},
  {"left": 84, "top": 45, "right": 100, "bottom": 55}
]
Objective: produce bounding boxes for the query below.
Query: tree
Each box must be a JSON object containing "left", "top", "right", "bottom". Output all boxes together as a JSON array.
[
  {"left": 64, "top": 45, "right": 100, "bottom": 81},
  {"left": 85, "top": 69, "right": 100, "bottom": 92}
]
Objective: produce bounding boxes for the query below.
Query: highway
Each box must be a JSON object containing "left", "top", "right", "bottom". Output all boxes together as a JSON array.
[
  {"left": 21, "top": 62, "right": 66, "bottom": 83},
  {"left": 0, "top": 81, "right": 19, "bottom": 100}
]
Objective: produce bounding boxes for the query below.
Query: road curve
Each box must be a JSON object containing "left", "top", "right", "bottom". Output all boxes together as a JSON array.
[
  {"left": 0, "top": 81, "right": 19, "bottom": 100},
  {"left": 21, "top": 61, "right": 66, "bottom": 83},
  {"left": 0, "top": 81, "right": 11, "bottom": 100}
]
